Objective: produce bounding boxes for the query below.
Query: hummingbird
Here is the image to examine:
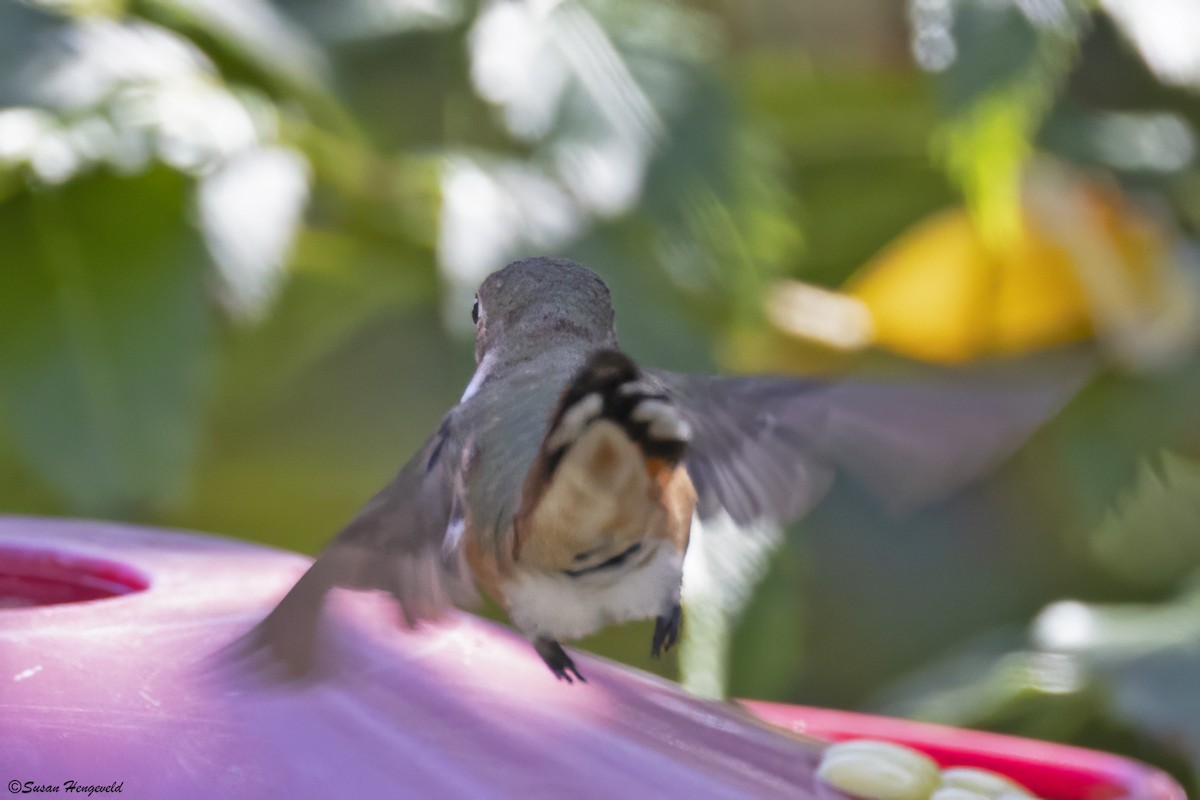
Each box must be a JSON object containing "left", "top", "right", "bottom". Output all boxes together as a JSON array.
[{"left": 239, "top": 257, "right": 1090, "bottom": 684}]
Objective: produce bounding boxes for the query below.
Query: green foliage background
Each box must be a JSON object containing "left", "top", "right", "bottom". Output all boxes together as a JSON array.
[{"left": 4, "top": 0, "right": 1200, "bottom": 790}]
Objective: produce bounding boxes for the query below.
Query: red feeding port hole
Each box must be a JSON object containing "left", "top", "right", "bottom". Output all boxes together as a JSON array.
[{"left": 0, "top": 545, "right": 149, "bottom": 608}]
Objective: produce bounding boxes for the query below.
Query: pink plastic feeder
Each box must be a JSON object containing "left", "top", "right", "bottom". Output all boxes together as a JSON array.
[{"left": 0, "top": 516, "right": 1186, "bottom": 799}]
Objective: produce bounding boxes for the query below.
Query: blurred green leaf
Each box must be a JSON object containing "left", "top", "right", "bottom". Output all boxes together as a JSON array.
[
  {"left": 0, "top": 168, "right": 214, "bottom": 516},
  {"left": 740, "top": 62, "right": 953, "bottom": 287},
  {"left": 168, "top": 306, "right": 469, "bottom": 551},
  {"left": 882, "top": 647, "right": 1107, "bottom": 743},
  {"left": 1090, "top": 451, "right": 1200, "bottom": 590},
  {"left": 1051, "top": 362, "right": 1200, "bottom": 546},
  {"left": 198, "top": 145, "right": 311, "bottom": 320},
  {"left": 213, "top": 229, "right": 438, "bottom": 415}
]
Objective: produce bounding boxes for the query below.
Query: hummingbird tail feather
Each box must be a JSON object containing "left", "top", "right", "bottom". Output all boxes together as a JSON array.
[{"left": 543, "top": 349, "right": 689, "bottom": 472}]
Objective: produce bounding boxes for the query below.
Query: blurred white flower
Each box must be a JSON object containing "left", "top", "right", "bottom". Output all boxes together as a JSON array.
[
  {"left": 551, "top": 134, "right": 644, "bottom": 216},
  {"left": 469, "top": 0, "right": 569, "bottom": 141},
  {"left": 1089, "top": 111, "right": 1196, "bottom": 174},
  {"left": 439, "top": 156, "right": 582, "bottom": 280},
  {"left": 908, "top": 0, "right": 956, "bottom": 72},
  {"left": 29, "top": 19, "right": 211, "bottom": 111},
  {"left": 453, "top": 0, "right": 684, "bottom": 299},
  {"left": 10, "top": 18, "right": 274, "bottom": 180},
  {"left": 1102, "top": 0, "right": 1200, "bottom": 91},
  {"left": 116, "top": 81, "right": 259, "bottom": 174},
  {"left": 198, "top": 147, "right": 311, "bottom": 321},
  {"left": 438, "top": 156, "right": 582, "bottom": 327},
  {"left": 0, "top": 12, "right": 319, "bottom": 322},
  {"left": 0, "top": 108, "right": 88, "bottom": 183},
  {"left": 466, "top": 0, "right": 668, "bottom": 208},
  {"left": 29, "top": 129, "right": 81, "bottom": 184},
  {"left": 1032, "top": 601, "right": 1098, "bottom": 652},
  {"left": 0, "top": 108, "right": 55, "bottom": 164},
  {"left": 1034, "top": 595, "right": 1200, "bottom": 656}
]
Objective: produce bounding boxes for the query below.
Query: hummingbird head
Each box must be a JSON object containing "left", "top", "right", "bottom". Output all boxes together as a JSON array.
[{"left": 473, "top": 257, "right": 619, "bottom": 365}]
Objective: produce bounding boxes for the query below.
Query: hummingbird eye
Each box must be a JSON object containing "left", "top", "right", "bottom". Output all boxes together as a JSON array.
[{"left": 471, "top": 297, "right": 480, "bottom": 325}]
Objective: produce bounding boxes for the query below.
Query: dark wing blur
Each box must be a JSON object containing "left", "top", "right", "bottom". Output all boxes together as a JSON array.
[
  {"left": 648, "top": 347, "right": 1096, "bottom": 525},
  {"left": 232, "top": 414, "right": 477, "bottom": 677},
  {"left": 645, "top": 372, "right": 838, "bottom": 524}
]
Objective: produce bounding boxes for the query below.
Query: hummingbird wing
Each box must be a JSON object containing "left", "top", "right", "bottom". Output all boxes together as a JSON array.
[
  {"left": 648, "top": 347, "right": 1096, "bottom": 526},
  {"left": 643, "top": 371, "right": 836, "bottom": 525},
  {"left": 232, "top": 414, "right": 476, "bottom": 677}
]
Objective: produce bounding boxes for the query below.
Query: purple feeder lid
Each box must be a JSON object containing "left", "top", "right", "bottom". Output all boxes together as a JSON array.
[
  {"left": 1, "top": 516, "right": 1186, "bottom": 800},
  {"left": 0, "top": 516, "right": 831, "bottom": 799}
]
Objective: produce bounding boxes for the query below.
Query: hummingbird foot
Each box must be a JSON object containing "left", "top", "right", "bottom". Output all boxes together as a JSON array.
[
  {"left": 651, "top": 603, "right": 682, "bottom": 658},
  {"left": 534, "top": 637, "right": 587, "bottom": 684}
]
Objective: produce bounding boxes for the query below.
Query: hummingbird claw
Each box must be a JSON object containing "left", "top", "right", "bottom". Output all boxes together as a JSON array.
[
  {"left": 534, "top": 637, "right": 587, "bottom": 684},
  {"left": 651, "top": 603, "right": 682, "bottom": 658}
]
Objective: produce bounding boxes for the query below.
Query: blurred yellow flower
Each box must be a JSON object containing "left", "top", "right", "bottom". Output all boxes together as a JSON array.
[{"left": 768, "top": 166, "right": 1200, "bottom": 370}]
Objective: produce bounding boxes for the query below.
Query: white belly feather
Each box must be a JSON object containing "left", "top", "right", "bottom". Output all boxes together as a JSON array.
[{"left": 502, "top": 541, "right": 683, "bottom": 641}]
